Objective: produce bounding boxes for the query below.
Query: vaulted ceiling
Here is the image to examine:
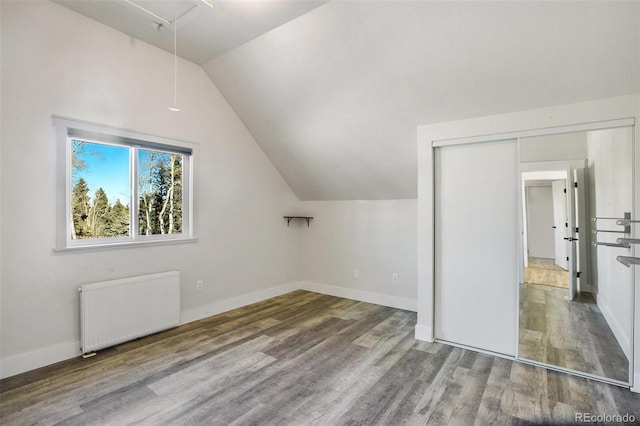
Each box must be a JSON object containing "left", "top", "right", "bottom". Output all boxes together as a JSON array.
[{"left": 56, "top": 1, "right": 640, "bottom": 200}]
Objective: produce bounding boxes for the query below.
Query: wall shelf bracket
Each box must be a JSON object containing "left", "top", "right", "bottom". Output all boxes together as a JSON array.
[{"left": 284, "top": 216, "right": 313, "bottom": 227}]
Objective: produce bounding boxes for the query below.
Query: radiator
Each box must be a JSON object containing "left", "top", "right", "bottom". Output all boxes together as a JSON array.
[{"left": 79, "top": 271, "right": 180, "bottom": 354}]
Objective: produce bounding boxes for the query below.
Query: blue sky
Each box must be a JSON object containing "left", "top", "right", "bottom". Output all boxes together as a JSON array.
[{"left": 72, "top": 140, "right": 130, "bottom": 205}]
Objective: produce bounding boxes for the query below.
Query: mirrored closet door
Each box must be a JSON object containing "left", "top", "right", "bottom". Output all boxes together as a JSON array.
[{"left": 518, "top": 127, "right": 634, "bottom": 384}]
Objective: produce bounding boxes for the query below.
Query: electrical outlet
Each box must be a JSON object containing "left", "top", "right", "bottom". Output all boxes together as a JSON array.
[
  {"left": 353, "top": 269, "right": 359, "bottom": 279},
  {"left": 196, "top": 280, "right": 203, "bottom": 292},
  {"left": 392, "top": 273, "right": 398, "bottom": 282}
]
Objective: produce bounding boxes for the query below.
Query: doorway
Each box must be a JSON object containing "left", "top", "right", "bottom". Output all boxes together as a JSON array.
[{"left": 522, "top": 170, "right": 570, "bottom": 289}]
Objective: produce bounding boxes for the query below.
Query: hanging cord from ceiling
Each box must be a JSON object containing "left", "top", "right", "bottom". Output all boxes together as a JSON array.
[{"left": 169, "top": 11, "right": 180, "bottom": 112}]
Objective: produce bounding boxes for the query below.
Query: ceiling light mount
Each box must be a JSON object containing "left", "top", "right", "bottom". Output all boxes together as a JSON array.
[
  {"left": 124, "top": 0, "right": 209, "bottom": 27},
  {"left": 124, "top": 0, "right": 171, "bottom": 25}
]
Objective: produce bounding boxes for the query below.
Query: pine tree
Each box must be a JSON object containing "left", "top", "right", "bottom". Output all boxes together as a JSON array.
[
  {"left": 71, "top": 178, "right": 91, "bottom": 239},
  {"left": 88, "top": 188, "right": 110, "bottom": 237},
  {"left": 106, "top": 199, "right": 129, "bottom": 237}
]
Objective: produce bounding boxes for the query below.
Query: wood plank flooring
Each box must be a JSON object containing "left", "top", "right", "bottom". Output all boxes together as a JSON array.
[
  {"left": 2, "top": 290, "right": 639, "bottom": 425},
  {"left": 524, "top": 257, "right": 568, "bottom": 289},
  {"left": 519, "top": 282, "right": 629, "bottom": 382}
]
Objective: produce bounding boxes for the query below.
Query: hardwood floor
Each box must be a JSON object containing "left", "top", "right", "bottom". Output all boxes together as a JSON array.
[
  {"left": 519, "top": 282, "right": 629, "bottom": 382},
  {"left": 524, "top": 257, "right": 568, "bottom": 289},
  {"left": 2, "top": 290, "right": 639, "bottom": 425}
]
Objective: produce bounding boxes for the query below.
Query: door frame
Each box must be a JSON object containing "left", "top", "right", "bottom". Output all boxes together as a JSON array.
[
  {"left": 520, "top": 161, "right": 586, "bottom": 301},
  {"left": 416, "top": 97, "right": 637, "bottom": 390},
  {"left": 551, "top": 179, "right": 570, "bottom": 271}
]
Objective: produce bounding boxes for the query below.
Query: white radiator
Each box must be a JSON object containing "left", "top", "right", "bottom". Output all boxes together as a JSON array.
[{"left": 79, "top": 271, "right": 180, "bottom": 354}]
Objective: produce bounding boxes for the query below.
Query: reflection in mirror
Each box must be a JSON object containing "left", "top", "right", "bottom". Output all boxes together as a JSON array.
[{"left": 518, "top": 127, "right": 633, "bottom": 383}]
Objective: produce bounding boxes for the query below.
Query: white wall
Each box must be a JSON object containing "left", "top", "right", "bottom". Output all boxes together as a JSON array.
[
  {"left": 587, "top": 127, "right": 634, "bottom": 358},
  {"left": 296, "top": 200, "right": 417, "bottom": 311},
  {"left": 525, "top": 185, "right": 555, "bottom": 259},
  {"left": 0, "top": 1, "right": 301, "bottom": 377}
]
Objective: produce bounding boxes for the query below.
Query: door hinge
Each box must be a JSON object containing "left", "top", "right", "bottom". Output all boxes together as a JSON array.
[
  {"left": 576, "top": 271, "right": 581, "bottom": 278},
  {"left": 575, "top": 227, "right": 579, "bottom": 233},
  {"left": 564, "top": 188, "right": 567, "bottom": 193},
  {"left": 574, "top": 182, "right": 578, "bottom": 188},
  {"left": 566, "top": 256, "right": 570, "bottom": 261}
]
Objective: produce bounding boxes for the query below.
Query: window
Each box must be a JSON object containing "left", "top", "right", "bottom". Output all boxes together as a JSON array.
[{"left": 54, "top": 117, "right": 195, "bottom": 250}]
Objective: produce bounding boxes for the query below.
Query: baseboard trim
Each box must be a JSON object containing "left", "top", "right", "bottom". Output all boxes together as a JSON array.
[
  {"left": 1, "top": 281, "right": 416, "bottom": 379},
  {"left": 414, "top": 324, "right": 433, "bottom": 342},
  {"left": 597, "top": 296, "right": 631, "bottom": 360},
  {"left": 296, "top": 280, "right": 417, "bottom": 312},
  {"left": 632, "top": 373, "right": 640, "bottom": 394},
  {"left": 181, "top": 282, "right": 298, "bottom": 325},
  {"left": 0, "top": 340, "right": 81, "bottom": 380}
]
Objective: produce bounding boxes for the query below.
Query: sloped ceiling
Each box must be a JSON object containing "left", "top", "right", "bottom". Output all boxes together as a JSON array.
[
  {"left": 56, "top": 1, "right": 640, "bottom": 200},
  {"left": 54, "top": 0, "right": 329, "bottom": 64},
  {"left": 203, "top": 1, "right": 639, "bottom": 200}
]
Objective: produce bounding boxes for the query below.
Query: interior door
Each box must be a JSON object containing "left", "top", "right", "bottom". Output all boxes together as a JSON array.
[
  {"left": 567, "top": 175, "right": 577, "bottom": 301},
  {"left": 551, "top": 180, "right": 569, "bottom": 270},
  {"left": 434, "top": 139, "right": 518, "bottom": 356},
  {"left": 573, "top": 168, "right": 588, "bottom": 293}
]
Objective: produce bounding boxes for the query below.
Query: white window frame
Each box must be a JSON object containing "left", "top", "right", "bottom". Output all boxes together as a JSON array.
[{"left": 54, "top": 116, "right": 197, "bottom": 251}]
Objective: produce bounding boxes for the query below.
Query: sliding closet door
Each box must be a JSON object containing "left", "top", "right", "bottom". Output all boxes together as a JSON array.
[{"left": 434, "top": 139, "right": 518, "bottom": 356}]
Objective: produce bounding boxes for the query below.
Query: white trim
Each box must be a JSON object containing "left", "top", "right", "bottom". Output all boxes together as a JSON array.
[
  {"left": 519, "top": 160, "right": 584, "bottom": 302},
  {"left": 52, "top": 115, "right": 199, "bottom": 151},
  {"left": 515, "top": 141, "right": 523, "bottom": 357},
  {"left": 0, "top": 282, "right": 417, "bottom": 378},
  {"left": 0, "top": 340, "right": 81, "bottom": 379},
  {"left": 433, "top": 117, "right": 635, "bottom": 148},
  {"left": 598, "top": 296, "right": 632, "bottom": 361},
  {"left": 53, "top": 237, "right": 199, "bottom": 253},
  {"left": 414, "top": 324, "right": 433, "bottom": 342},
  {"left": 296, "top": 281, "right": 417, "bottom": 312},
  {"left": 53, "top": 115, "right": 197, "bottom": 251},
  {"left": 633, "top": 372, "right": 640, "bottom": 393},
  {"left": 180, "top": 282, "right": 298, "bottom": 324}
]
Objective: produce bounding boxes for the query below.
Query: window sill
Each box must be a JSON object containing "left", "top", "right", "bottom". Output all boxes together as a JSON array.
[{"left": 53, "top": 237, "right": 199, "bottom": 253}]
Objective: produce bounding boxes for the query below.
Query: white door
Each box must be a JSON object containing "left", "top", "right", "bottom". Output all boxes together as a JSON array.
[
  {"left": 551, "top": 180, "right": 569, "bottom": 270},
  {"left": 572, "top": 168, "right": 587, "bottom": 295},
  {"left": 434, "top": 139, "right": 518, "bottom": 356}
]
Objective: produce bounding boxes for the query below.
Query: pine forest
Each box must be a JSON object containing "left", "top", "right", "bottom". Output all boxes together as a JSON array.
[{"left": 71, "top": 140, "right": 183, "bottom": 239}]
